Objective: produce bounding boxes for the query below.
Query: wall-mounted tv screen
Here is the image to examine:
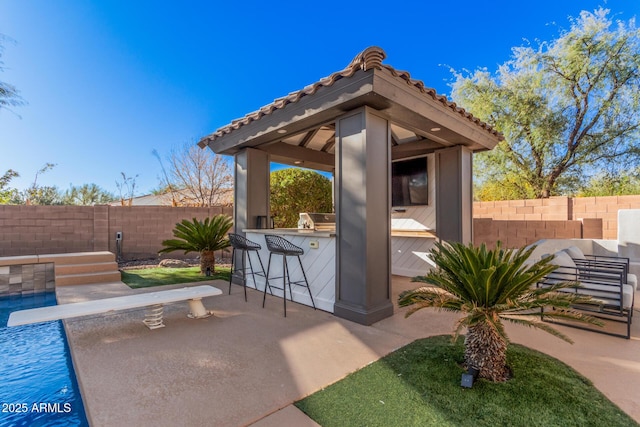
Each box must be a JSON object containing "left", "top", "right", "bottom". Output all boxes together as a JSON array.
[{"left": 392, "top": 157, "right": 428, "bottom": 207}]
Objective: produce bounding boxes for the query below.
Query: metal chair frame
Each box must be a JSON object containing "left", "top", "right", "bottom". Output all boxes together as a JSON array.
[
  {"left": 262, "top": 234, "right": 316, "bottom": 317},
  {"left": 228, "top": 233, "right": 267, "bottom": 302}
]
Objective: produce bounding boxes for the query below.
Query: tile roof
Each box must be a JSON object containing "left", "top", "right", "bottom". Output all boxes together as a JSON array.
[{"left": 200, "top": 46, "right": 502, "bottom": 146}]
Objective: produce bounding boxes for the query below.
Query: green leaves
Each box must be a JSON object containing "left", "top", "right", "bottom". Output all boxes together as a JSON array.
[
  {"left": 453, "top": 8, "right": 640, "bottom": 199},
  {"left": 400, "top": 241, "right": 600, "bottom": 344},
  {"left": 159, "top": 215, "right": 233, "bottom": 255},
  {"left": 270, "top": 168, "right": 332, "bottom": 228}
]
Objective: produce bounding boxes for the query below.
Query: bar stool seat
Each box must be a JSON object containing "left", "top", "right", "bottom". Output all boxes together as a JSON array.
[
  {"left": 228, "top": 233, "right": 267, "bottom": 301},
  {"left": 263, "top": 234, "right": 316, "bottom": 316}
]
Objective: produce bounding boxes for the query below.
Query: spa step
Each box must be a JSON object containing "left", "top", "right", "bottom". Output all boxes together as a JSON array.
[
  {"left": 46, "top": 251, "right": 120, "bottom": 286},
  {"left": 55, "top": 261, "right": 119, "bottom": 276},
  {"left": 39, "top": 251, "right": 116, "bottom": 266},
  {"left": 55, "top": 270, "right": 122, "bottom": 287}
]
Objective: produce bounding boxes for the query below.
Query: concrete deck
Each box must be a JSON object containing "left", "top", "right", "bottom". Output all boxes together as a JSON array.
[{"left": 57, "top": 277, "right": 640, "bottom": 426}]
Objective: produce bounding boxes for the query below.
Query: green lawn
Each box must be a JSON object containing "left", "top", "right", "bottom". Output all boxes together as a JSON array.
[
  {"left": 295, "top": 335, "right": 637, "bottom": 427},
  {"left": 120, "top": 266, "right": 231, "bottom": 289}
]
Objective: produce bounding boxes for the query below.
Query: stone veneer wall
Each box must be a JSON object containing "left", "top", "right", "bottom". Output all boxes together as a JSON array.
[
  {"left": 0, "top": 205, "right": 233, "bottom": 260},
  {"left": 0, "top": 262, "right": 55, "bottom": 297}
]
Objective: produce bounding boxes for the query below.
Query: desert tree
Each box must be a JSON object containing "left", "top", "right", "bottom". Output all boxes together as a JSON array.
[
  {"left": 115, "top": 172, "right": 138, "bottom": 206},
  {"left": 156, "top": 143, "right": 233, "bottom": 207},
  {"left": 20, "top": 163, "right": 60, "bottom": 205},
  {"left": 0, "top": 169, "right": 19, "bottom": 204},
  {"left": 61, "top": 183, "right": 116, "bottom": 205},
  {"left": 452, "top": 8, "right": 640, "bottom": 199},
  {"left": 0, "top": 35, "right": 25, "bottom": 115}
]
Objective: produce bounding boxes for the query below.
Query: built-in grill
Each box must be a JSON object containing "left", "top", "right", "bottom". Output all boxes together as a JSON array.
[{"left": 298, "top": 213, "right": 336, "bottom": 231}]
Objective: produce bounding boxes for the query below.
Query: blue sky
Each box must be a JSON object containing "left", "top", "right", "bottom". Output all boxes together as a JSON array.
[{"left": 1, "top": 0, "right": 638, "bottom": 196}]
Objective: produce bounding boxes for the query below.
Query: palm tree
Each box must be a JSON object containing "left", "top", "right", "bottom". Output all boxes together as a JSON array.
[
  {"left": 398, "top": 241, "right": 601, "bottom": 382},
  {"left": 159, "top": 215, "right": 233, "bottom": 274}
]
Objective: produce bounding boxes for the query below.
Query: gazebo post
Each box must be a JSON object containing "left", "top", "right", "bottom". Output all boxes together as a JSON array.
[
  {"left": 435, "top": 146, "right": 474, "bottom": 244},
  {"left": 333, "top": 107, "right": 394, "bottom": 325},
  {"left": 232, "top": 148, "right": 270, "bottom": 284}
]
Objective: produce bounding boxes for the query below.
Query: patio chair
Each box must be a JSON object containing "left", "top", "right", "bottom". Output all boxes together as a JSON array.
[
  {"left": 562, "top": 245, "right": 637, "bottom": 291},
  {"left": 539, "top": 250, "right": 634, "bottom": 339}
]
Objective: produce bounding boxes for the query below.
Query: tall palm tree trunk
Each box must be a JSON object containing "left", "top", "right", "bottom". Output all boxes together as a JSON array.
[
  {"left": 465, "top": 322, "right": 509, "bottom": 382},
  {"left": 200, "top": 250, "right": 216, "bottom": 274}
]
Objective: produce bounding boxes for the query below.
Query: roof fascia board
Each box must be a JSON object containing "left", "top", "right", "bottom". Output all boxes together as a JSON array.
[
  {"left": 372, "top": 70, "right": 501, "bottom": 151},
  {"left": 203, "top": 71, "right": 376, "bottom": 154}
]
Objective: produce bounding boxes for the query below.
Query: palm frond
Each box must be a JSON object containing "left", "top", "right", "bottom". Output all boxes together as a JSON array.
[
  {"left": 159, "top": 215, "right": 233, "bottom": 255},
  {"left": 400, "top": 241, "right": 603, "bottom": 345}
]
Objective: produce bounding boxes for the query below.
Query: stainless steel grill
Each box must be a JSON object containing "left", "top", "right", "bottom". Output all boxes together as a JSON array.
[{"left": 298, "top": 213, "right": 335, "bottom": 231}]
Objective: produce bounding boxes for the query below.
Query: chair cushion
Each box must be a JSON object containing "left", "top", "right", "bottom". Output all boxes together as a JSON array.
[
  {"left": 548, "top": 251, "right": 578, "bottom": 281},
  {"left": 564, "top": 245, "right": 586, "bottom": 260},
  {"left": 627, "top": 273, "right": 638, "bottom": 291},
  {"left": 558, "top": 283, "right": 634, "bottom": 309}
]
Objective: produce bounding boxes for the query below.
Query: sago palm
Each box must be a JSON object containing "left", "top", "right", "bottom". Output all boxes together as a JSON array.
[
  {"left": 398, "top": 241, "right": 601, "bottom": 382},
  {"left": 159, "top": 215, "right": 233, "bottom": 274}
]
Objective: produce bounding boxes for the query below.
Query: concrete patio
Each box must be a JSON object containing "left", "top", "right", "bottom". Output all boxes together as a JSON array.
[{"left": 58, "top": 277, "right": 640, "bottom": 426}]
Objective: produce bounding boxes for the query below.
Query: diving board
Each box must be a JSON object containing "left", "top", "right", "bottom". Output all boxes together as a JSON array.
[{"left": 7, "top": 285, "right": 222, "bottom": 330}]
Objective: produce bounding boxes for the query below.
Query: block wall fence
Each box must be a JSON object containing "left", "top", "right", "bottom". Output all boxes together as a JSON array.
[
  {"left": 0, "top": 205, "right": 233, "bottom": 260},
  {"left": 1, "top": 195, "right": 639, "bottom": 258},
  {"left": 473, "top": 195, "right": 640, "bottom": 248}
]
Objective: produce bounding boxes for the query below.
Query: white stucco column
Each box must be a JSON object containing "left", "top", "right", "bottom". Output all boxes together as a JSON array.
[{"left": 334, "top": 107, "right": 394, "bottom": 325}]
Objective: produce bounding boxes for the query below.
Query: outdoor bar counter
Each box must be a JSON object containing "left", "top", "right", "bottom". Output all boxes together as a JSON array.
[
  {"left": 243, "top": 229, "right": 336, "bottom": 312},
  {"left": 243, "top": 227, "right": 438, "bottom": 313}
]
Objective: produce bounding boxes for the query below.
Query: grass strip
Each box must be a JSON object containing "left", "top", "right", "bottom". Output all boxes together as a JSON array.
[
  {"left": 296, "top": 335, "right": 637, "bottom": 427},
  {"left": 121, "top": 266, "right": 231, "bottom": 289}
]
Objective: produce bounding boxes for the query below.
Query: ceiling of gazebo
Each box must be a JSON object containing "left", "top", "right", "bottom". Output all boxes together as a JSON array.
[{"left": 258, "top": 121, "right": 459, "bottom": 172}]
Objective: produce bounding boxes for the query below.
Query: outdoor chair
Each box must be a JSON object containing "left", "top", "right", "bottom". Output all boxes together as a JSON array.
[
  {"left": 228, "top": 233, "right": 267, "bottom": 302},
  {"left": 538, "top": 250, "right": 634, "bottom": 339},
  {"left": 262, "top": 234, "right": 316, "bottom": 317},
  {"left": 562, "top": 245, "right": 637, "bottom": 291}
]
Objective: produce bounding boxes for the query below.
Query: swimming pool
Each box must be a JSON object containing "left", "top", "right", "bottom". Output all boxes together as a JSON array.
[{"left": 0, "top": 292, "right": 89, "bottom": 426}]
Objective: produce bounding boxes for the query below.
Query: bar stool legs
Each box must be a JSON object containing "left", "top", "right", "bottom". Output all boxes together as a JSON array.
[
  {"left": 262, "top": 235, "right": 316, "bottom": 317},
  {"left": 228, "top": 233, "right": 267, "bottom": 302}
]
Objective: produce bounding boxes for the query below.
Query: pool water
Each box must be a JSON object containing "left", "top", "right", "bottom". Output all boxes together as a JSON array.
[{"left": 0, "top": 292, "right": 89, "bottom": 426}]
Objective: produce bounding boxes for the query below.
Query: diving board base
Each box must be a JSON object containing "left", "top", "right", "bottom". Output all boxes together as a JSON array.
[
  {"left": 187, "top": 298, "right": 213, "bottom": 319},
  {"left": 143, "top": 304, "right": 165, "bottom": 329},
  {"left": 7, "top": 285, "right": 223, "bottom": 329}
]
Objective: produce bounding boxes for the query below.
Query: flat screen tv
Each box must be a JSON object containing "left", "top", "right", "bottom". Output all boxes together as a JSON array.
[{"left": 392, "top": 157, "right": 428, "bottom": 207}]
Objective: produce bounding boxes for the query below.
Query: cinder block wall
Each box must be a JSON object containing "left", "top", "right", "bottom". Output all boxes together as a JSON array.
[
  {"left": 0, "top": 206, "right": 96, "bottom": 255},
  {"left": 107, "top": 206, "right": 233, "bottom": 260},
  {"left": 474, "top": 195, "right": 640, "bottom": 241},
  {"left": 0, "top": 205, "right": 233, "bottom": 260},
  {"left": 473, "top": 218, "right": 601, "bottom": 249}
]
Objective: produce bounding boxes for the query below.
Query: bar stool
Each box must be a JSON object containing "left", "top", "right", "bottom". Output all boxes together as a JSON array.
[
  {"left": 263, "top": 234, "right": 316, "bottom": 317},
  {"left": 228, "top": 233, "right": 267, "bottom": 301}
]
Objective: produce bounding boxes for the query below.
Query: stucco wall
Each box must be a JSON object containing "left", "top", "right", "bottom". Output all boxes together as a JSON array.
[{"left": 0, "top": 205, "right": 233, "bottom": 260}]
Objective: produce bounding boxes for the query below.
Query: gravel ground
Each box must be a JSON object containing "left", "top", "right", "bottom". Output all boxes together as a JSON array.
[{"left": 118, "top": 257, "right": 231, "bottom": 270}]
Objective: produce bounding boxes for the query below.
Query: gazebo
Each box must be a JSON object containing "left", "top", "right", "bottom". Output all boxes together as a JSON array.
[{"left": 198, "top": 47, "right": 502, "bottom": 325}]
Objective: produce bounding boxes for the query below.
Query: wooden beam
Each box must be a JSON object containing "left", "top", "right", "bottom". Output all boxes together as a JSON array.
[
  {"left": 391, "top": 139, "right": 443, "bottom": 160},
  {"left": 298, "top": 128, "right": 320, "bottom": 147},
  {"left": 321, "top": 134, "right": 336, "bottom": 152},
  {"left": 261, "top": 142, "right": 335, "bottom": 167}
]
